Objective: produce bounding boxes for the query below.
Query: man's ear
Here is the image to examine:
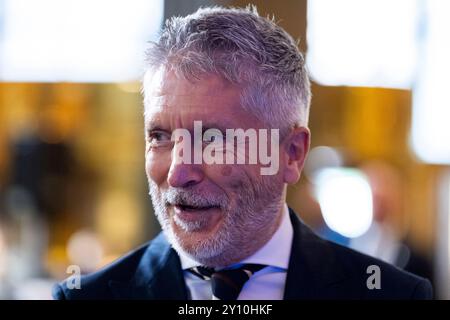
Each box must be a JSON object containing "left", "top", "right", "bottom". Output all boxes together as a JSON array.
[{"left": 283, "top": 126, "right": 310, "bottom": 185}]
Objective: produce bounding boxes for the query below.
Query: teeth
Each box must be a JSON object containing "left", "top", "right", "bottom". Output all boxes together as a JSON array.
[{"left": 177, "top": 204, "right": 214, "bottom": 210}]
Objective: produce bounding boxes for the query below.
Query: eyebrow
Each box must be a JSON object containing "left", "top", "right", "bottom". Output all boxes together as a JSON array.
[
  {"left": 145, "top": 120, "right": 162, "bottom": 131},
  {"left": 145, "top": 117, "right": 246, "bottom": 137},
  {"left": 145, "top": 120, "right": 168, "bottom": 139}
]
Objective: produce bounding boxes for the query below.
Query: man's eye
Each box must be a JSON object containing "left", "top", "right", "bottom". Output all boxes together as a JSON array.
[
  {"left": 202, "top": 129, "right": 223, "bottom": 145},
  {"left": 147, "top": 131, "right": 172, "bottom": 147}
]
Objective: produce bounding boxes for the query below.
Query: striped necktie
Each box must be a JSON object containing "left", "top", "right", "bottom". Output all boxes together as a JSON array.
[{"left": 188, "top": 264, "right": 266, "bottom": 300}]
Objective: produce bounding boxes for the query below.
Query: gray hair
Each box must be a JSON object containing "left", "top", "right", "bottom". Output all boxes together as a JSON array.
[{"left": 143, "top": 5, "right": 311, "bottom": 131}]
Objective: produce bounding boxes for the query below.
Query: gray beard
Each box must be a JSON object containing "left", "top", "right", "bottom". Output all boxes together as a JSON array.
[{"left": 148, "top": 175, "right": 285, "bottom": 267}]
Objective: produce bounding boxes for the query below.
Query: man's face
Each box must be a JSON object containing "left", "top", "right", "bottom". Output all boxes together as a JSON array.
[{"left": 144, "top": 69, "right": 286, "bottom": 267}]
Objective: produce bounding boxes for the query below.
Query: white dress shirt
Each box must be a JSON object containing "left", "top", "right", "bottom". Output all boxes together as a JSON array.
[{"left": 178, "top": 204, "right": 293, "bottom": 300}]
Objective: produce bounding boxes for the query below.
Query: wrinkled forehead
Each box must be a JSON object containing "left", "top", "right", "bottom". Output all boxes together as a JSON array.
[
  {"left": 142, "top": 68, "right": 255, "bottom": 128},
  {"left": 143, "top": 68, "right": 237, "bottom": 103}
]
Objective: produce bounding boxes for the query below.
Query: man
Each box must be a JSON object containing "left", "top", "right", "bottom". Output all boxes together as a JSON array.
[{"left": 53, "top": 6, "right": 432, "bottom": 300}]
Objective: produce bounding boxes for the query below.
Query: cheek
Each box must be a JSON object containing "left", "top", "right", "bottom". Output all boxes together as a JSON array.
[
  {"left": 206, "top": 164, "right": 238, "bottom": 181},
  {"left": 206, "top": 164, "right": 255, "bottom": 192},
  {"left": 220, "top": 166, "right": 232, "bottom": 177},
  {"left": 145, "top": 152, "right": 170, "bottom": 185}
]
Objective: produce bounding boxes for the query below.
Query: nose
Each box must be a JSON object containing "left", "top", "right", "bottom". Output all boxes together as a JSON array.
[
  {"left": 167, "top": 144, "right": 204, "bottom": 188},
  {"left": 167, "top": 162, "right": 204, "bottom": 188}
]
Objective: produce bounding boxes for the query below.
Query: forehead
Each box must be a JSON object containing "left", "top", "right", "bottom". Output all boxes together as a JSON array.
[
  {"left": 144, "top": 68, "right": 235, "bottom": 96},
  {"left": 143, "top": 69, "right": 250, "bottom": 127}
]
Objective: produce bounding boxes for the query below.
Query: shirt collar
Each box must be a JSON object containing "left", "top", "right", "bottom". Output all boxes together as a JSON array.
[{"left": 178, "top": 203, "right": 293, "bottom": 270}]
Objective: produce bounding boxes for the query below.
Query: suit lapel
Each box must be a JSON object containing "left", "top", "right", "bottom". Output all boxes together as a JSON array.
[
  {"left": 110, "top": 208, "right": 351, "bottom": 299},
  {"left": 284, "top": 208, "right": 349, "bottom": 299},
  {"left": 109, "top": 233, "right": 188, "bottom": 299}
]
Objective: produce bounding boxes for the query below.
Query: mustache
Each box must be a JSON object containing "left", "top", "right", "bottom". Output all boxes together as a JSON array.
[{"left": 162, "top": 188, "right": 228, "bottom": 209}]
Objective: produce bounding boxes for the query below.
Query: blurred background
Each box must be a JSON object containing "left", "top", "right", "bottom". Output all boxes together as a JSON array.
[{"left": 0, "top": 0, "right": 449, "bottom": 299}]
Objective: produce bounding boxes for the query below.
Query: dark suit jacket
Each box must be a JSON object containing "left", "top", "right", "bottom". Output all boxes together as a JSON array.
[{"left": 53, "top": 209, "right": 433, "bottom": 299}]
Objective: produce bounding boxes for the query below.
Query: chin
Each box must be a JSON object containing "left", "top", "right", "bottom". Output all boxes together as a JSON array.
[
  {"left": 170, "top": 224, "right": 227, "bottom": 261},
  {"left": 172, "top": 223, "right": 217, "bottom": 249}
]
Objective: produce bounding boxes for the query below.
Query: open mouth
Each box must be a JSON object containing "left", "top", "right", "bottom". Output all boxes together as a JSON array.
[
  {"left": 172, "top": 203, "right": 221, "bottom": 226},
  {"left": 174, "top": 204, "right": 219, "bottom": 212}
]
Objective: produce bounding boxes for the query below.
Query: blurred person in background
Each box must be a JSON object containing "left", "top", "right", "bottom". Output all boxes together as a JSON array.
[
  {"left": 0, "top": 105, "right": 77, "bottom": 299},
  {"left": 350, "top": 160, "right": 435, "bottom": 289},
  {"left": 53, "top": 6, "right": 432, "bottom": 300}
]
